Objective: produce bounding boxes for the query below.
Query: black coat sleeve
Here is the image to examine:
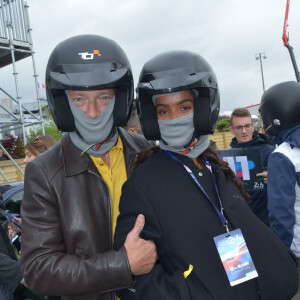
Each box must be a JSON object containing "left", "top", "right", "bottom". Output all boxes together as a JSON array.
[
  {"left": 0, "top": 252, "right": 23, "bottom": 292},
  {"left": 0, "top": 200, "right": 23, "bottom": 292},
  {"left": 114, "top": 180, "right": 192, "bottom": 300}
]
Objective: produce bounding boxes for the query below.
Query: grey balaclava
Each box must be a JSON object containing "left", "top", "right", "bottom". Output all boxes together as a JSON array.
[
  {"left": 66, "top": 91, "right": 118, "bottom": 156},
  {"left": 153, "top": 92, "right": 210, "bottom": 158}
]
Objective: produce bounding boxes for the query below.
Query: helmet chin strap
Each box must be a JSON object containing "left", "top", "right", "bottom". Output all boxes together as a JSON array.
[
  {"left": 181, "top": 129, "right": 199, "bottom": 155},
  {"left": 80, "top": 134, "right": 113, "bottom": 156},
  {"left": 79, "top": 127, "right": 116, "bottom": 156},
  {"left": 181, "top": 137, "right": 199, "bottom": 155},
  {"left": 161, "top": 130, "right": 199, "bottom": 156}
]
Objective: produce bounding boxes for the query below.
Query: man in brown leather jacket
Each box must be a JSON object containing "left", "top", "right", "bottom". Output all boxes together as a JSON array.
[{"left": 20, "top": 35, "right": 157, "bottom": 300}]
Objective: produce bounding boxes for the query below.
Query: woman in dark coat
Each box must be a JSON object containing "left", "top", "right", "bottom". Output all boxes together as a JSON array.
[{"left": 113, "top": 50, "right": 298, "bottom": 300}]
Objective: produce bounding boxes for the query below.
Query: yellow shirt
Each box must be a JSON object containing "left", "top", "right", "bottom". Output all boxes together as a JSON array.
[{"left": 90, "top": 136, "right": 127, "bottom": 237}]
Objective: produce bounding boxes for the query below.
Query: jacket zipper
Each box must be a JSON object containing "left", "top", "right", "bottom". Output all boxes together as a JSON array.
[{"left": 88, "top": 169, "right": 116, "bottom": 300}]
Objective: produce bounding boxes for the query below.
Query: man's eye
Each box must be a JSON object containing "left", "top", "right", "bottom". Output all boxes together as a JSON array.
[
  {"left": 72, "top": 98, "right": 84, "bottom": 104},
  {"left": 100, "top": 96, "right": 113, "bottom": 101}
]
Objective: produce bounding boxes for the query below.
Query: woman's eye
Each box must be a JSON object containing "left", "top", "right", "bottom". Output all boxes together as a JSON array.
[
  {"left": 157, "top": 109, "right": 167, "bottom": 115},
  {"left": 180, "top": 106, "right": 191, "bottom": 112}
]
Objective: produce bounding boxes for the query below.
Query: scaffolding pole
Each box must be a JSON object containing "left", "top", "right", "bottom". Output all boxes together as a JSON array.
[
  {"left": 0, "top": 0, "right": 45, "bottom": 182},
  {"left": 24, "top": 0, "right": 45, "bottom": 135}
]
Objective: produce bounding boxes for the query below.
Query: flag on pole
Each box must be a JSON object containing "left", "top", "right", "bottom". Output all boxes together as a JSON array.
[{"left": 38, "top": 83, "right": 45, "bottom": 88}]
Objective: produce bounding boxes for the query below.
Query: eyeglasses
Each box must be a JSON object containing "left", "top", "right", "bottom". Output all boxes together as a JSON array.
[{"left": 233, "top": 124, "right": 253, "bottom": 132}]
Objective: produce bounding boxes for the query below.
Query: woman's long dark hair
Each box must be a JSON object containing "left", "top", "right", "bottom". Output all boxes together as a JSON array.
[{"left": 135, "top": 145, "right": 250, "bottom": 201}]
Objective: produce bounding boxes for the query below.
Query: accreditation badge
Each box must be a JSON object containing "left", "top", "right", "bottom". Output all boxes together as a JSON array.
[{"left": 213, "top": 228, "right": 258, "bottom": 286}]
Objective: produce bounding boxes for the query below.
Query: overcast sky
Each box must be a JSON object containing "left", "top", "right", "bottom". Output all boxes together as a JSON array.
[{"left": 1, "top": 0, "right": 300, "bottom": 113}]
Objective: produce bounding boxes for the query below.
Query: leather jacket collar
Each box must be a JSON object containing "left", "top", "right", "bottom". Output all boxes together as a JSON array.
[{"left": 62, "top": 128, "right": 140, "bottom": 178}]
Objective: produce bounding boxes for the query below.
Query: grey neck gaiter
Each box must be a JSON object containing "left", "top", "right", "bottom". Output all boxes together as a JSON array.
[
  {"left": 67, "top": 93, "right": 118, "bottom": 156},
  {"left": 158, "top": 113, "right": 210, "bottom": 158}
]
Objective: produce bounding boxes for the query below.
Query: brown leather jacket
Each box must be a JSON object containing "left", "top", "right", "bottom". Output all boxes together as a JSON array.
[{"left": 20, "top": 129, "right": 151, "bottom": 300}]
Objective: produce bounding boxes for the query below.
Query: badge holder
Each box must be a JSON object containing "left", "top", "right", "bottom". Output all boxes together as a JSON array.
[{"left": 214, "top": 229, "right": 258, "bottom": 286}]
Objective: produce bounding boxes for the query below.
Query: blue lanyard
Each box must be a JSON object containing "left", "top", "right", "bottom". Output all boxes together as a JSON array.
[{"left": 164, "top": 150, "right": 230, "bottom": 234}]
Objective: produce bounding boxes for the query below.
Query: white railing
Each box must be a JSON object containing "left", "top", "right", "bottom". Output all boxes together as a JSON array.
[{"left": 0, "top": 0, "right": 30, "bottom": 43}]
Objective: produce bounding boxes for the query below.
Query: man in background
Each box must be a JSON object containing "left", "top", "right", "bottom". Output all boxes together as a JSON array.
[{"left": 230, "top": 108, "right": 274, "bottom": 225}]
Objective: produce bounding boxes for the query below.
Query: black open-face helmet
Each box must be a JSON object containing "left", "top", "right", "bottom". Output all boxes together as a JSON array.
[
  {"left": 46, "top": 34, "right": 134, "bottom": 132},
  {"left": 136, "top": 50, "right": 220, "bottom": 141},
  {"left": 259, "top": 81, "right": 300, "bottom": 137}
]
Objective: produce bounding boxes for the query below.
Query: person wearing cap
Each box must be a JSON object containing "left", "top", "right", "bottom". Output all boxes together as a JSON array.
[
  {"left": 113, "top": 51, "right": 298, "bottom": 299},
  {"left": 260, "top": 81, "right": 300, "bottom": 299},
  {"left": 20, "top": 35, "right": 157, "bottom": 300}
]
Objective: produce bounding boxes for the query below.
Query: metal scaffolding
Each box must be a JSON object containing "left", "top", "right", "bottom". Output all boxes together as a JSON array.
[{"left": 0, "top": 0, "right": 45, "bottom": 181}]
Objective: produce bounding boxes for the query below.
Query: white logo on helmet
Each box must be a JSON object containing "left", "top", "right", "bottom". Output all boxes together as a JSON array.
[{"left": 78, "top": 50, "right": 101, "bottom": 60}]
